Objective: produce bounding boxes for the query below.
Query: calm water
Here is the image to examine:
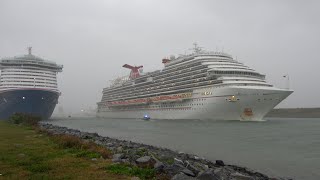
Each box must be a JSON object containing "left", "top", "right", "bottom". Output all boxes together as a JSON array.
[{"left": 45, "top": 117, "right": 320, "bottom": 180}]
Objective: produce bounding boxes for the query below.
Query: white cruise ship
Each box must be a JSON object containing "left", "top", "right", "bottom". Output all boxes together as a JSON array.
[
  {"left": 0, "top": 47, "right": 63, "bottom": 120},
  {"left": 97, "top": 44, "right": 293, "bottom": 121}
]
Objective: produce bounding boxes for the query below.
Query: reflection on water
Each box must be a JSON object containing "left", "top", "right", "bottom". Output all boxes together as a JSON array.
[{"left": 45, "top": 117, "right": 320, "bottom": 179}]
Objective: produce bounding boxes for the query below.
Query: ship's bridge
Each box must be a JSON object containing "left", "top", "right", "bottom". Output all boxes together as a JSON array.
[{"left": 163, "top": 43, "right": 233, "bottom": 68}]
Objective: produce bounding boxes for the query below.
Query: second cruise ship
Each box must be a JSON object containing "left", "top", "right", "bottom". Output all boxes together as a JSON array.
[
  {"left": 97, "top": 44, "right": 293, "bottom": 121},
  {"left": 0, "top": 47, "right": 63, "bottom": 120}
]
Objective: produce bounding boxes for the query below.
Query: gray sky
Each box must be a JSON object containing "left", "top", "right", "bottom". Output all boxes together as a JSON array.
[{"left": 1, "top": 0, "right": 319, "bottom": 113}]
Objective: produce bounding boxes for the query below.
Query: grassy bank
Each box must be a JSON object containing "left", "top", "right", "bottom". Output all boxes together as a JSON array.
[{"left": 0, "top": 121, "right": 153, "bottom": 179}]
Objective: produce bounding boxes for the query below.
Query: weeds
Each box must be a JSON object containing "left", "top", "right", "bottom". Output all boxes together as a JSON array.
[{"left": 51, "top": 134, "right": 111, "bottom": 159}]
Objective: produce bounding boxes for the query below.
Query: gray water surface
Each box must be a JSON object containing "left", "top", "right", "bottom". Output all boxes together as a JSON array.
[{"left": 45, "top": 117, "right": 320, "bottom": 179}]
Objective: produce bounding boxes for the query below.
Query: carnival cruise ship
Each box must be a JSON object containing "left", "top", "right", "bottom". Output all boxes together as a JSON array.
[
  {"left": 0, "top": 48, "right": 63, "bottom": 120},
  {"left": 97, "top": 44, "right": 293, "bottom": 121}
]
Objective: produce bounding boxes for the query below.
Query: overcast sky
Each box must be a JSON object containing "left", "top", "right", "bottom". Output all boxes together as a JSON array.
[{"left": 1, "top": 0, "right": 319, "bottom": 114}]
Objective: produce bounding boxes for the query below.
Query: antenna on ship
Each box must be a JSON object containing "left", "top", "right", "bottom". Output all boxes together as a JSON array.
[
  {"left": 190, "top": 42, "right": 203, "bottom": 54},
  {"left": 27, "top": 47, "right": 32, "bottom": 55}
]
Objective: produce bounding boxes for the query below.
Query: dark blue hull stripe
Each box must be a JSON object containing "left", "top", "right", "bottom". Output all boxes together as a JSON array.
[{"left": 0, "top": 89, "right": 59, "bottom": 120}]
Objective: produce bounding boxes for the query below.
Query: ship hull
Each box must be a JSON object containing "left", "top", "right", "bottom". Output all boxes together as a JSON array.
[
  {"left": 0, "top": 89, "right": 59, "bottom": 120},
  {"left": 97, "top": 86, "right": 293, "bottom": 121}
]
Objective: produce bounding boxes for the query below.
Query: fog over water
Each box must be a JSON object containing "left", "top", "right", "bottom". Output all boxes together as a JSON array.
[{"left": 1, "top": 0, "right": 320, "bottom": 113}]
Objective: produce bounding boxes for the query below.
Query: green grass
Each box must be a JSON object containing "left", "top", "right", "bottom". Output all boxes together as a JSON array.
[
  {"left": 75, "top": 150, "right": 101, "bottom": 158},
  {"left": 106, "top": 164, "right": 156, "bottom": 180},
  {"left": 0, "top": 121, "right": 129, "bottom": 180}
]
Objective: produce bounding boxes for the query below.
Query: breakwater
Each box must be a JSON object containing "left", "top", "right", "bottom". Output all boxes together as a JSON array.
[
  {"left": 266, "top": 108, "right": 320, "bottom": 118},
  {"left": 40, "top": 123, "right": 289, "bottom": 180}
]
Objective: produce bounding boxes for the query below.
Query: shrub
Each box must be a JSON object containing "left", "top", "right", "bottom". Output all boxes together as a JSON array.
[
  {"left": 9, "top": 113, "right": 24, "bottom": 124},
  {"left": 53, "top": 135, "right": 84, "bottom": 149},
  {"left": 9, "top": 113, "right": 41, "bottom": 126}
]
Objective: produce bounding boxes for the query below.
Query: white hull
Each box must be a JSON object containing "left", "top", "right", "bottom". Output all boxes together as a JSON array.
[{"left": 97, "top": 86, "right": 293, "bottom": 121}]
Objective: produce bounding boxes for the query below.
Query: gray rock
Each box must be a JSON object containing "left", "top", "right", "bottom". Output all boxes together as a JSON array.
[
  {"left": 194, "top": 156, "right": 200, "bottom": 160},
  {"left": 135, "top": 156, "right": 156, "bottom": 168},
  {"left": 223, "top": 166, "right": 236, "bottom": 174},
  {"left": 116, "top": 146, "right": 123, "bottom": 152},
  {"left": 216, "top": 160, "right": 225, "bottom": 166},
  {"left": 108, "top": 147, "right": 115, "bottom": 152},
  {"left": 121, "top": 158, "right": 130, "bottom": 163},
  {"left": 91, "top": 158, "right": 97, "bottom": 161},
  {"left": 106, "top": 142, "right": 113, "bottom": 147},
  {"left": 80, "top": 132, "right": 87, "bottom": 138},
  {"left": 182, "top": 168, "right": 196, "bottom": 177},
  {"left": 164, "top": 163, "right": 185, "bottom": 176},
  {"left": 154, "top": 161, "right": 165, "bottom": 172},
  {"left": 192, "top": 162, "right": 209, "bottom": 172},
  {"left": 131, "top": 144, "right": 139, "bottom": 148},
  {"left": 178, "top": 152, "right": 188, "bottom": 161},
  {"left": 186, "top": 164, "right": 201, "bottom": 176},
  {"left": 173, "top": 163, "right": 185, "bottom": 169},
  {"left": 174, "top": 158, "right": 184, "bottom": 165},
  {"left": 91, "top": 132, "right": 99, "bottom": 138},
  {"left": 94, "top": 140, "right": 102, "bottom": 145},
  {"left": 214, "top": 168, "right": 230, "bottom": 180},
  {"left": 112, "top": 153, "right": 124, "bottom": 162},
  {"left": 196, "top": 168, "right": 219, "bottom": 180},
  {"left": 230, "top": 172, "right": 254, "bottom": 180},
  {"left": 172, "top": 173, "right": 196, "bottom": 180},
  {"left": 113, "top": 153, "right": 124, "bottom": 159}
]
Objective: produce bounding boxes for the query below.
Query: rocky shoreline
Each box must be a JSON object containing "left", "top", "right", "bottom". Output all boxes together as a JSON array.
[{"left": 39, "top": 123, "right": 290, "bottom": 180}]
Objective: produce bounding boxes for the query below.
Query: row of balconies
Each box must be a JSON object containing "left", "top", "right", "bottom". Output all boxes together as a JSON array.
[
  {"left": 103, "top": 67, "right": 210, "bottom": 96},
  {"left": 1, "top": 76, "right": 56, "bottom": 81},
  {"left": 0, "top": 84, "right": 58, "bottom": 88},
  {"left": 102, "top": 78, "right": 222, "bottom": 102},
  {"left": 1, "top": 70, "right": 56, "bottom": 76},
  {"left": 102, "top": 58, "right": 232, "bottom": 93},
  {"left": 1, "top": 81, "right": 57, "bottom": 85},
  {"left": 0, "top": 73, "right": 57, "bottom": 79},
  {"left": 102, "top": 62, "right": 207, "bottom": 94}
]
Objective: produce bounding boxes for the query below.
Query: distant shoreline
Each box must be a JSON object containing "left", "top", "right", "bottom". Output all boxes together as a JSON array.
[{"left": 266, "top": 108, "right": 320, "bottom": 118}]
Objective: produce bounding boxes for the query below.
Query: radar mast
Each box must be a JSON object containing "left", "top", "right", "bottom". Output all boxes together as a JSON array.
[{"left": 192, "top": 43, "right": 203, "bottom": 54}]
